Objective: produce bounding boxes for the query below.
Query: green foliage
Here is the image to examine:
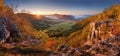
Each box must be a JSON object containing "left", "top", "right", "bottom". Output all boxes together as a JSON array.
[
  {"left": 35, "top": 30, "right": 49, "bottom": 44},
  {"left": 49, "top": 21, "right": 76, "bottom": 31},
  {"left": 47, "top": 21, "right": 76, "bottom": 37}
]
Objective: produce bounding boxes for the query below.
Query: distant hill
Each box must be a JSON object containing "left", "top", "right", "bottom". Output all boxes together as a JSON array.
[
  {"left": 45, "top": 14, "right": 75, "bottom": 20},
  {"left": 73, "top": 15, "right": 91, "bottom": 20},
  {"left": 45, "top": 14, "right": 90, "bottom": 20},
  {"left": 17, "top": 13, "right": 79, "bottom": 30}
]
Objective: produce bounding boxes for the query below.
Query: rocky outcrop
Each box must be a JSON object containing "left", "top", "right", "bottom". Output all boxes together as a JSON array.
[
  {"left": 86, "top": 36, "right": 120, "bottom": 56},
  {"left": 50, "top": 20, "right": 120, "bottom": 56},
  {"left": 88, "top": 20, "right": 115, "bottom": 40},
  {"left": 83, "top": 20, "right": 120, "bottom": 56},
  {"left": 49, "top": 45, "right": 88, "bottom": 56},
  {"left": 0, "top": 17, "right": 21, "bottom": 44},
  {"left": 50, "top": 36, "right": 120, "bottom": 56}
]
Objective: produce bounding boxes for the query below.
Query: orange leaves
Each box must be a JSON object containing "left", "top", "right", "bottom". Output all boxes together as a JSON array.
[{"left": 44, "top": 40, "right": 57, "bottom": 50}]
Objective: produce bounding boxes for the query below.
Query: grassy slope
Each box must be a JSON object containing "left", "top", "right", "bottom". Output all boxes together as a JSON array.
[{"left": 49, "top": 21, "right": 77, "bottom": 31}]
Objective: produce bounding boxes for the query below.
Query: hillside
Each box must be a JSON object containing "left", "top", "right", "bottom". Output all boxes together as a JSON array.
[
  {"left": 0, "top": 0, "right": 77, "bottom": 55},
  {"left": 49, "top": 4, "right": 120, "bottom": 56},
  {"left": 0, "top": 0, "right": 37, "bottom": 41},
  {"left": 0, "top": 1, "right": 49, "bottom": 55},
  {"left": 66, "top": 4, "right": 120, "bottom": 47}
]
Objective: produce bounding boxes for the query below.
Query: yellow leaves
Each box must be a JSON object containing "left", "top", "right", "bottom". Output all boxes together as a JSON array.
[{"left": 35, "top": 30, "right": 49, "bottom": 43}]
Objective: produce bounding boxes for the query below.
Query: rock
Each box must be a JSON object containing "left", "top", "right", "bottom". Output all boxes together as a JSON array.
[
  {"left": 88, "top": 20, "right": 115, "bottom": 41},
  {"left": 0, "top": 17, "right": 21, "bottom": 44},
  {"left": 50, "top": 45, "right": 86, "bottom": 56},
  {"left": 87, "top": 36, "right": 120, "bottom": 56}
]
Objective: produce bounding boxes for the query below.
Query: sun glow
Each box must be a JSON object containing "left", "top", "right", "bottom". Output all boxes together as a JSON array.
[
  {"left": 31, "top": 10, "right": 100, "bottom": 15},
  {"left": 31, "top": 11, "right": 58, "bottom": 15}
]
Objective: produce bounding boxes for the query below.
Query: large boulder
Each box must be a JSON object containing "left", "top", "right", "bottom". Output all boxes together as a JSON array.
[
  {"left": 0, "top": 17, "right": 21, "bottom": 44},
  {"left": 88, "top": 20, "right": 115, "bottom": 41}
]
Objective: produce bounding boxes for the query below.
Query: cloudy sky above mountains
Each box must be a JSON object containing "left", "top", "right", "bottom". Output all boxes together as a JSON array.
[{"left": 4, "top": 0, "right": 120, "bottom": 15}]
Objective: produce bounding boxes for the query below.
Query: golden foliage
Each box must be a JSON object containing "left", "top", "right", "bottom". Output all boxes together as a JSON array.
[
  {"left": 0, "top": 1, "right": 36, "bottom": 38},
  {"left": 67, "top": 4, "right": 120, "bottom": 47}
]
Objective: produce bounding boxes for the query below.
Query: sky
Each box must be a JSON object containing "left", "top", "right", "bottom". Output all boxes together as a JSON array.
[{"left": 4, "top": 0, "right": 120, "bottom": 15}]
